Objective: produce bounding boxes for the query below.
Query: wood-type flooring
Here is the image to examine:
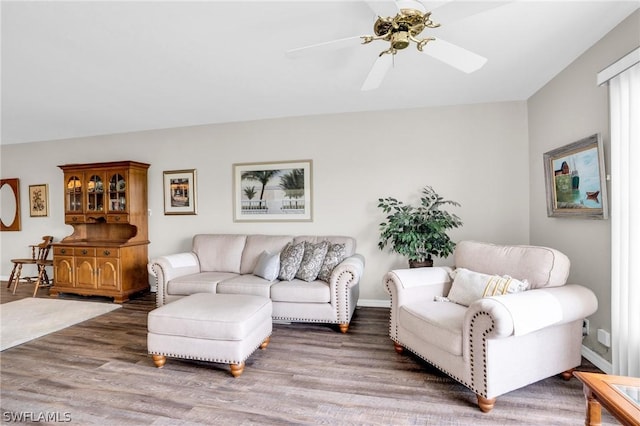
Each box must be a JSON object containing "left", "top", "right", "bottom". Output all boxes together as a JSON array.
[{"left": 0, "top": 283, "right": 617, "bottom": 425}]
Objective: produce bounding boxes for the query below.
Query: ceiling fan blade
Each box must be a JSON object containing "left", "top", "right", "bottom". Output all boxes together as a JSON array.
[
  {"left": 361, "top": 54, "right": 393, "bottom": 91},
  {"left": 366, "top": 0, "right": 425, "bottom": 17},
  {"left": 286, "top": 36, "right": 363, "bottom": 57},
  {"left": 422, "top": 38, "right": 487, "bottom": 73},
  {"left": 429, "top": 1, "right": 510, "bottom": 24}
]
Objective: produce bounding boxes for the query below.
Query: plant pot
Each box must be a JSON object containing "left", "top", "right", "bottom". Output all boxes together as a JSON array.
[{"left": 409, "top": 259, "right": 433, "bottom": 268}]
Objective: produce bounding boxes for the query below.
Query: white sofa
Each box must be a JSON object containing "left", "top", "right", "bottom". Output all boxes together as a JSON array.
[
  {"left": 384, "top": 240, "right": 598, "bottom": 412},
  {"left": 151, "top": 234, "right": 364, "bottom": 333}
]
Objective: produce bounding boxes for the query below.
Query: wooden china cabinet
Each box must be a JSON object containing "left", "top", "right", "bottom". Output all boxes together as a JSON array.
[{"left": 51, "top": 161, "right": 150, "bottom": 303}]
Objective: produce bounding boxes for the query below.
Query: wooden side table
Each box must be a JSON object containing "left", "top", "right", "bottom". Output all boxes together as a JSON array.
[{"left": 574, "top": 371, "right": 640, "bottom": 426}]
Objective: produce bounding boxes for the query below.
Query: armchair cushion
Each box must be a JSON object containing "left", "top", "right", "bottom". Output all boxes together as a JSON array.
[
  {"left": 454, "top": 241, "right": 570, "bottom": 289},
  {"left": 400, "top": 301, "right": 467, "bottom": 356},
  {"left": 447, "top": 268, "right": 529, "bottom": 307}
]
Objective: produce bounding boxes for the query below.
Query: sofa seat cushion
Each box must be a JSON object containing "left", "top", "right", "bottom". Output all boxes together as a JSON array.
[
  {"left": 270, "top": 280, "right": 330, "bottom": 303},
  {"left": 216, "top": 274, "right": 276, "bottom": 298},
  {"left": 399, "top": 301, "right": 466, "bottom": 356},
  {"left": 148, "top": 293, "right": 272, "bottom": 341},
  {"left": 167, "top": 272, "right": 238, "bottom": 296}
]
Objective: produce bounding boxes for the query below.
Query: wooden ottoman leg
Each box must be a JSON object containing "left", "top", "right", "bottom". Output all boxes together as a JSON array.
[
  {"left": 260, "top": 336, "right": 270, "bottom": 349},
  {"left": 394, "top": 342, "right": 404, "bottom": 354},
  {"left": 152, "top": 355, "right": 166, "bottom": 368},
  {"left": 230, "top": 362, "right": 245, "bottom": 378}
]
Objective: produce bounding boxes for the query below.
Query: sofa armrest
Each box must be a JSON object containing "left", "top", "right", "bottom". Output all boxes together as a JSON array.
[
  {"left": 384, "top": 266, "right": 453, "bottom": 303},
  {"left": 332, "top": 254, "right": 365, "bottom": 288},
  {"left": 464, "top": 284, "right": 598, "bottom": 340},
  {"left": 384, "top": 266, "right": 453, "bottom": 341},
  {"left": 150, "top": 252, "right": 200, "bottom": 306},
  {"left": 330, "top": 254, "right": 365, "bottom": 324}
]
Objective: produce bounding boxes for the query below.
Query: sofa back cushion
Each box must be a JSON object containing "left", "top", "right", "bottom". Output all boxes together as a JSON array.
[
  {"left": 453, "top": 240, "right": 570, "bottom": 289},
  {"left": 293, "top": 236, "right": 356, "bottom": 257},
  {"left": 193, "top": 234, "right": 247, "bottom": 273},
  {"left": 240, "top": 235, "right": 294, "bottom": 274}
]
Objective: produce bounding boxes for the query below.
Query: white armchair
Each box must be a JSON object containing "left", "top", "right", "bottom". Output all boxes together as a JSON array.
[{"left": 384, "top": 241, "right": 598, "bottom": 412}]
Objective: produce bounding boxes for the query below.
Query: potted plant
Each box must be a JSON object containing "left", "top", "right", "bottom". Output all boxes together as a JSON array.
[{"left": 377, "top": 186, "right": 463, "bottom": 267}]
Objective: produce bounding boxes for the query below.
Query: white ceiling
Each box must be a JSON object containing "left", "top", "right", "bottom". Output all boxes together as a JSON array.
[{"left": 1, "top": 1, "right": 638, "bottom": 145}]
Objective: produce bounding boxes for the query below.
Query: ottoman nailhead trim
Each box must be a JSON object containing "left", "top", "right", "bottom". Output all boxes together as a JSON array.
[{"left": 149, "top": 333, "right": 272, "bottom": 365}]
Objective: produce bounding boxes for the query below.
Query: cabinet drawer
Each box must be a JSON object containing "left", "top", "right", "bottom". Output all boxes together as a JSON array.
[
  {"left": 96, "top": 247, "right": 120, "bottom": 258},
  {"left": 74, "top": 248, "right": 96, "bottom": 257},
  {"left": 107, "top": 214, "right": 129, "bottom": 224},
  {"left": 54, "top": 247, "right": 74, "bottom": 256},
  {"left": 65, "top": 214, "right": 86, "bottom": 224}
]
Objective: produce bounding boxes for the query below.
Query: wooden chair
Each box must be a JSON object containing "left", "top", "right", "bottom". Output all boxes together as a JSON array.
[{"left": 7, "top": 236, "right": 54, "bottom": 296}]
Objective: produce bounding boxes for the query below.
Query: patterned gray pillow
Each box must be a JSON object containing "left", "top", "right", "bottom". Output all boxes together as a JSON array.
[
  {"left": 295, "top": 241, "right": 330, "bottom": 282},
  {"left": 317, "top": 243, "right": 347, "bottom": 282},
  {"left": 278, "top": 242, "right": 305, "bottom": 281}
]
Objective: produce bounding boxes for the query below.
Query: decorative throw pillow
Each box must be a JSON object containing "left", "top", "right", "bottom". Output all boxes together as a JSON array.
[
  {"left": 278, "top": 242, "right": 305, "bottom": 281},
  {"left": 253, "top": 250, "right": 280, "bottom": 281},
  {"left": 295, "top": 241, "right": 330, "bottom": 282},
  {"left": 317, "top": 243, "right": 347, "bottom": 282},
  {"left": 447, "top": 267, "right": 529, "bottom": 307}
]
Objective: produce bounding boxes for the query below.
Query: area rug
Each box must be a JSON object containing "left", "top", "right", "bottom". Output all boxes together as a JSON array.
[{"left": 1, "top": 298, "right": 121, "bottom": 351}]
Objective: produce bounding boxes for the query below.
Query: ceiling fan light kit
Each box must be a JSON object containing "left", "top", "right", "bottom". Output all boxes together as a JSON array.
[{"left": 362, "top": 8, "right": 439, "bottom": 57}]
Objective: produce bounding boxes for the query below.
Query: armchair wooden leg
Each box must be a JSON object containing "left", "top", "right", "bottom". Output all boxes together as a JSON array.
[
  {"left": 561, "top": 369, "right": 574, "bottom": 381},
  {"left": 339, "top": 323, "right": 349, "bottom": 333},
  {"left": 393, "top": 342, "right": 404, "bottom": 354},
  {"left": 477, "top": 395, "right": 496, "bottom": 413},
  {"left": 259, "top": 336, "right": 270, "bottom": 349}
]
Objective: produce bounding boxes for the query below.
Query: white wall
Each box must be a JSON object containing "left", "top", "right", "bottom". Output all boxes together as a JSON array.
[
  {"left": 1, "top": 100, "right": 529, "bottom": 302},
  {"left": 527, "top": 10, "right": 639, "bottom": 363}
]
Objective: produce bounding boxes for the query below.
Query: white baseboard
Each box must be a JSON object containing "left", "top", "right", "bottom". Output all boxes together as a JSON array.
[
  {"left": 581, "top": 345, "right": 613, "bottom": 374},
  {"left": 357, "top": 299, "right": 391, "bottom": 308}
]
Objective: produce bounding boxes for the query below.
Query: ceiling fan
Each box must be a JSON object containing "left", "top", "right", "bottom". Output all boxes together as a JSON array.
[{"left": 286, "top": 0, "right": 489, "bottom": 91}]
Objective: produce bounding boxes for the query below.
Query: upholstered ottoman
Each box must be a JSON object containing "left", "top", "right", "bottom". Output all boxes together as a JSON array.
[{"left": 147, "top": 293, "right": 272, "bottom": 377}]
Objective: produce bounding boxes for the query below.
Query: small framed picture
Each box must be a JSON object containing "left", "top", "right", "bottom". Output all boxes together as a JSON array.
[
  {"left": 543, "top": 134, "right": 608, "bottom": 219},
  {"left": 233, "top": 160, "right": 312, "bottom": 222},
  {"left": 29, "top": 184, "right": 48, "bottom": 217},
  {"left": 163, "top": 169, "right": 197, "bottom": 215}
]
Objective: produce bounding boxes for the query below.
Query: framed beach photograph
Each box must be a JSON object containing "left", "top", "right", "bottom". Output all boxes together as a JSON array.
[
  {"left": 163, "top": 169, "right": 197, "bottom": 215},
  {"left": 233, "top": 160, "right": 312, "bottom": 222},
  {"left": 543, "top": 134, "right": 608, "bottom": 219},
  {"left": 29, "top": 184, "right": 48, "bottom": 217}
]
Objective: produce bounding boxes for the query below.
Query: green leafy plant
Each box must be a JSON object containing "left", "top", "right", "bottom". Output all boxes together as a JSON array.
[{"left": 377, "top": 186, "right": 463, "bottom": 266}]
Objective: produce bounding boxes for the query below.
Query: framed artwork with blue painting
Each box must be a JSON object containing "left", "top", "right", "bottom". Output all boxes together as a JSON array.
[{"left": 544, "top": 134, "right": 608, "bottom": 219}]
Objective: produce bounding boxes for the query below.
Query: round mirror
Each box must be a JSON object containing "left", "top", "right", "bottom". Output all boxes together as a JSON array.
[{"left": 1, "top": 178, "right": 21, "bottom": 231}]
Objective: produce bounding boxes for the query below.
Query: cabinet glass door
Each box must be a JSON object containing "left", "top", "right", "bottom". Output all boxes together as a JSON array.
[
  {"left": 87, "top": 174, "right": 105, "bottom": 213},
  {"left": 108, "top": 173, "right": 126, "bottom": 212},
  {"left": 66, "top": 176, "right": 82, "bottom": 212}
]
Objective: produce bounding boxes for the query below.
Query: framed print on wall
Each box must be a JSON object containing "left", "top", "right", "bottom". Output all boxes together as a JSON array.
[
  {"left": 233, "top": 160, "right": 312, "bottom": 222},
  {"left": 29, "top": 184, "right": 48, "bottom": 217},
  {"left": 543, "top": 133, "right": 608, "bottom": 219},
  {"left": 163, "top": 169, "right": 197, "bottom": 215}
]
